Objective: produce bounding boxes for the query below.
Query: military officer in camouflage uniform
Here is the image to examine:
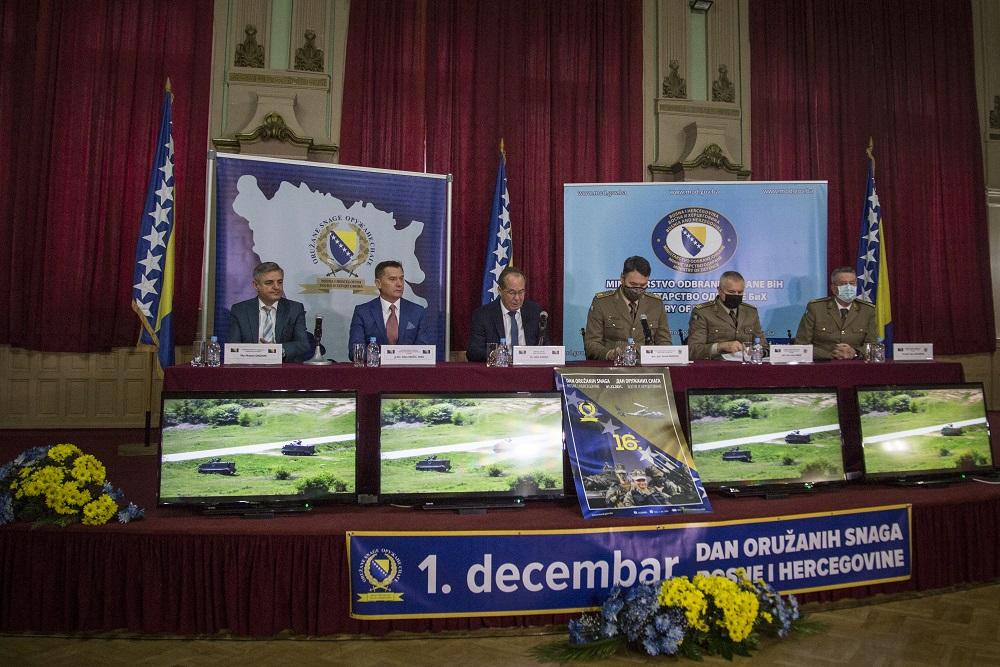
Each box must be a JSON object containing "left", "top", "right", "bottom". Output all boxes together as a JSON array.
[
  {"left": 584, "top": 256, "right": 672, "bottom": 361},
  {"left": 795, "top": 266, "right": 877, "bottom": 360},
  {"left": 622, "top": 470, "right": 669, "bottom": 507},
  {"left": 687, "top": 270, "right": 768, "bottom": 360}
]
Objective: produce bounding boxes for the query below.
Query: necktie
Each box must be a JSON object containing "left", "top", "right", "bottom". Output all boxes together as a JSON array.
[
  {"left": 386, "top": 304, "right": 399, "bottom": 344},
  {"left": 508, "top": 311, "right": 519, "bottom": 346},
  {"left": 629, "top": 301, "right": 637, "bottom": 321},
  {"left": 840, "top": 308, "right": 849, "bottom": 324},
  {"left": 729, "top": 309, "right": 738, "bottom": 329},
  {"left": 261, "top": 306, "right": 274, "bottom": 343}
]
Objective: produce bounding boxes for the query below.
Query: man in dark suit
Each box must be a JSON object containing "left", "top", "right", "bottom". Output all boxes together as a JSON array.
[
  {"left": 467, "top": 266, "right": 545, "bottom": 362},
  {"left": 227, "top": 261, "right": 311, "bottom": 362},
  {"left": 349, "top": 260, "right": 434, "bottom": 358}
]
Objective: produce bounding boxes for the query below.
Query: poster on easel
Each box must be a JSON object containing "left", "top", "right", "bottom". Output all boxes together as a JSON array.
[{"left": 556, "top": 367, "right": 712, "bottom": 519}]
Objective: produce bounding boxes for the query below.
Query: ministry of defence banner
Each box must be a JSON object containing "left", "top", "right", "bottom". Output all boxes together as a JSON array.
[
  {"left": 347, "top": 504, "right": 911, "bottom": 619},
  {"left": 213, "top": 154, "right": 451, "bottom": 360},
  {"left": 556, "top": 367, "right": 712, "bottom": 519},
  {"left": 563, "top": 182, "right": 828, "bottom": 359}
]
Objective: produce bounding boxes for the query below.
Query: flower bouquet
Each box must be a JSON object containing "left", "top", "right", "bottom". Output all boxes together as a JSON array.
[
  {"left": 534, "top": 570, "right": 819, "bottom": 662},
  {"left": 0, "top": 444, "right": 144, "bottom": 526}
]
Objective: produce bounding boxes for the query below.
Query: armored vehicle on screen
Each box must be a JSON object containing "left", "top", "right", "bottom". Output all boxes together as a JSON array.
[
  {"left": 415, "top": 455, "right": 451, "bottom": 472},
  {"left": 281, "top": 440, "right": 316, "bottom": 456},
  {"left": 197, "top": 458, "right": 237, "bottom": 475},
  {"left": 784, "top": 430, "right": 812, "bottom": 444},
  {"left": 940, "top": 424, "right": 964, "bottom": 436},
  {"left": 721, "top": 446, "right": 753, "bottom": 463}
]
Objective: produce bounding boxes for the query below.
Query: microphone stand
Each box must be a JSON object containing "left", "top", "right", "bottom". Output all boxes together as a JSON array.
[{"left": 304, "top": 316, "right": 332, "bottom": 365}]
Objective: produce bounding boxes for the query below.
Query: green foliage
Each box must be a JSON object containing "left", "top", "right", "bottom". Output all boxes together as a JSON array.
[
  {"left": 274, "top": 469, "right": 291, "bottom": 480},
  {"left": 296, "top": 474, "right": 348, "bottom": 495},
  {"left": 782, "top": 456, "right": 796, "bottom": 466},
  {"left": 205, "top": 403, "right": 242, "bottom": 426},
  {"left": 238, "top": 411, "right": 253, "bottom": 427},
  {"left": 956, "top": 451, "right": 988, "bottom": 470},
  {"left": 800, "top": 461, "right": 839, "bottom": 480},
  {"left": 487, "top": 464, "right": 505, "bottom": 478},
  {"left": 420, "top": 403, "right": 454, "bottom": 424},
  {"left": 939, "top": 447, "right": 950, "bottom": 457},
  {"left": 885, "top": 394, "right": 912, "bottom": 414},
  {"left": 452, "top": 411, "right": 466, "bottom": 425},
  {"left": 749, "top": 404, "right": 769, "bottom": 419},
  {"left": 724, "top": 398, "right": 752, "bottom": 419}
]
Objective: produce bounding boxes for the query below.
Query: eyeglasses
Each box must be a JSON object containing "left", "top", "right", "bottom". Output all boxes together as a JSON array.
[{"left": 502, "top": 289, "right": 527, "bottom": 297}]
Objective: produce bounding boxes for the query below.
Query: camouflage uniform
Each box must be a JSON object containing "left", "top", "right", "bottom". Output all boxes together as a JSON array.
[
  {"left": 687, "top": 298, "right": 768, "bottom": 360},
  {"left": 794, "top": 296, "right": 877, "bottom": 360},
  {"left": 584, "top": 288, "right": 672, "bottom": 360}
]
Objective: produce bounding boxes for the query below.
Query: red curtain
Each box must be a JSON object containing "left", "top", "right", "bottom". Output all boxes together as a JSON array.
[
  {"left": 341, "top": 0, "right": 644, "bottom": 348},
  {"left": 0, "top": 1, "right": 213, "bottom": 353},
  {"left": 750, "top": 0, "right": 994, "bottom": 354}
]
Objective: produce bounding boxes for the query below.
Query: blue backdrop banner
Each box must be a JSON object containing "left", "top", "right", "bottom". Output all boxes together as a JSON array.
[
  {"left": 214, "top": 154, "right": 451, "bottom": 360},
  {"left": 563, "top": 182, "right": 828, "bottom": 359},
  {"left": 347, "top": 504, "right": 910, "bottom": 619}
]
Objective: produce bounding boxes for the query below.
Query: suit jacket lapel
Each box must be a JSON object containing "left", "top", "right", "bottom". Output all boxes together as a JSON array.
[
  {"left": 273, "top": 299, "right": 288, "bottom": 341},
  {"left": 491, "top": 300, "right": 506, "bottom": 341},
  {"left": 373, "top": 299, "right": 388, "bottom": 340}
]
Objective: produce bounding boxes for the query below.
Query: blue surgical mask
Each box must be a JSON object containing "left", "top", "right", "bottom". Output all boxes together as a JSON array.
[{"left": 836, "top": 284, "right": 856, "bottom": 302}]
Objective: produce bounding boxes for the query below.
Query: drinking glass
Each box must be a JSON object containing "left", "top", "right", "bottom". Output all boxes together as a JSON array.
[{"left": 351, "top": 342, "right": 366, "bottom": 367}]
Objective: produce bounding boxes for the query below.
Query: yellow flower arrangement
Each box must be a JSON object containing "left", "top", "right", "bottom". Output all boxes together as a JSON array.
[
  {"left": 0, "top": 444, "right": 143, "bottom": 526},
  {"left": 541, "top": 568, "right": 813, "bottom": 662}
]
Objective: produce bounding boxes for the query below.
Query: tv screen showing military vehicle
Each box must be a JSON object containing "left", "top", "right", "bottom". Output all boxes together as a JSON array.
[
  {"left": 686, "top": 387, "right": 845, "bottom": 492},
  {"left": 857, "top": 383, "right": 993, "bottom": 481},
  {"left": 378, "top": 393, "right": 565, "bottom": 502},
  {"left": 158, "top": 391, "right": 357, "bottom": 507}
]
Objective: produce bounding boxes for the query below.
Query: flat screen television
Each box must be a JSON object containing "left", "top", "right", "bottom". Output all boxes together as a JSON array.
[
  {"left": 158, "top": 391, "right": 357, "bottom": 512},
  {"left": 857, "top": 383, "right": 993, "bottom": 483},
  {"left": 378, "top": 392, "right": 565, "bottom": 508},
  {"left": 686, "top": 387, "right": 846, "bottom": 495}
]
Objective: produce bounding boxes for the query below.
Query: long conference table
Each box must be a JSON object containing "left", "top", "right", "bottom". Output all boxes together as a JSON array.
[
  {"left": 165, "top": 359, "right": 968, "bottom": 495},
  {"left": 6, "top": 359, "right": 998, "bottom": 638}
]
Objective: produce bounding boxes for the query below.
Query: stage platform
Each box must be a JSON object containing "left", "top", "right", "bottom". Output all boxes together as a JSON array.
[
  {"left": 2, "top": 481, "right": 999, "bottom": 636},
  {"left": 3, "top": 360, "right": 997, "bottom": 637}
]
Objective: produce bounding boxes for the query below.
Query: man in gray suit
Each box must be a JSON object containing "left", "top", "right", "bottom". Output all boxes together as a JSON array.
[
  {"left": 227, "top": 261, "right": 311, "bottom": 363},
  {"left": 795, "top": 265, "right": 877, "bottom": 360}
]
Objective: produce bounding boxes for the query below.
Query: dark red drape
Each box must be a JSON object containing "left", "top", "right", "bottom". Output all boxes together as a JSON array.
[
  {"left": 341, "top": 0, "right": 644, "bottom": 349},
  {"left": 750, "top": 0, "right": 994, "bottom": 354},
  {"left": 0, "top": 1, "right": 213, "bottom": 353}
]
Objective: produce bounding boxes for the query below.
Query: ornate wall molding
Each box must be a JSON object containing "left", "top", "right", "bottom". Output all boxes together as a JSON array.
[
  {"left": 234, "top": 24, "right": 265, "bottom": 68},
  {"left": 711, "top": 64, "right": 735, "bottom": 103},
  {"left": 662, "top": 59, "right": 687, "bottom": 99},
  {"left": 212, "top": 111, "right": 338, "bottom": 156},
  {"left": 295, "top": 30, "right": 324, "bottom": 72},
  {"left": 227, "top": 71, "right": 329, "bottom": 88}
]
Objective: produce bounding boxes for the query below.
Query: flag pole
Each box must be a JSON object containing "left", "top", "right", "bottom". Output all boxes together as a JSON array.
[{"left": 866, "top": 136, "right": 874, "bottom": 173}]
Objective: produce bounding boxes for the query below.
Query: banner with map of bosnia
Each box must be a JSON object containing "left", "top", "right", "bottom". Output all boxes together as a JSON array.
[
  {"left": 563, "top": 182, "right": 827, "bottom": 360},
  {"left": 213, "top": 154, "right": 450, "bottom": 360},
  {"left": 556, "top": 367, "right": 712, "bottom": 519}
]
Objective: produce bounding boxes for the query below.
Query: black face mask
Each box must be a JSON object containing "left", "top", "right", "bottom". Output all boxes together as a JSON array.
[
  {"left": 622, "top": 286, "right": 644, "bottom": 302},
  {"left": 722, "top": 294, "right": 743, "bottom": 309}
]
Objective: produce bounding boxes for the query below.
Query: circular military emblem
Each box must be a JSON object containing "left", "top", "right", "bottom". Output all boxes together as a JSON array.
[
  {"left": 314, "top": 219, "right": 371, "bottom": 277},
  {"left": 360, "top": 548, "right": 402, "bottom": 591},
  {"left": 651, "top": 207, "right": 737, "bottom": 273}
]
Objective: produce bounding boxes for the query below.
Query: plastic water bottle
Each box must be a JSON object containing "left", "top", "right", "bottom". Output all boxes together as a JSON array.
[
  {"left": 365, "top": 336, "right": 380, "bottom": 367},
  {"left": 749, "top": 336, "right": 764, "bottom": 365},
  {"left": 495, "top": 337, "right": 510, "bottom": 367},
  {"left": 206, "top": 336, "right": 222, "bottom": 367},
  {"left": 622, "top": 337, "right": 638, "bottom": 367}
]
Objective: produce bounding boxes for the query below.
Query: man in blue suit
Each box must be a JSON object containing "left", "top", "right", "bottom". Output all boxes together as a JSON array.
[
  {"left": 227, "top": 261, "right": 311, "bottom": 363},
  {"left": 349, "top": 260, "right": 434, "bottom": 358},
  {"left": 467, "top": 266, "right": 545, "bottom": 362}
]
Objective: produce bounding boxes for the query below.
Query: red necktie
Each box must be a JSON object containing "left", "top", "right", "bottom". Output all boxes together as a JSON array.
[{"left": 386, "top": 304, "right": 399, "bottom": 344}]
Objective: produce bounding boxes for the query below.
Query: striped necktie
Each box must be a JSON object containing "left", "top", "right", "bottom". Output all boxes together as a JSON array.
[{"left": 261, "top": 306, "right": 274, "bottom": 343}]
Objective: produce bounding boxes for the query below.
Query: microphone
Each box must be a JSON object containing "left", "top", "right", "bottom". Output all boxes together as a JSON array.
[
  {"left": 314, "top": 315, "right": 324, "bottom": 344},
  {"left": 537, "top": 311, "right": 548, "bottom": 346},
  {"left": 639, "top": 313, "right": 654, "bottom": 345}
]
